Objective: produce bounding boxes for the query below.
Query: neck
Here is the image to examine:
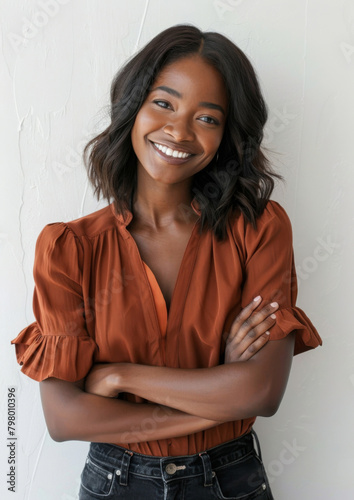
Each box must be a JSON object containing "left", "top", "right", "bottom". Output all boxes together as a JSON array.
[{"left": 131, "top": 167, "right": 196, "bottom": 230}]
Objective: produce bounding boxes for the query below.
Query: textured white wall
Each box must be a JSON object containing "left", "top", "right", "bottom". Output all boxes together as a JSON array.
[{"left": 1, "top": 0, "right": 353, "bottom": 498}]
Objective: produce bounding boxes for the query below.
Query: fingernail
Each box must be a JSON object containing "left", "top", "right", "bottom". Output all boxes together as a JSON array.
[
  {"left": 270, "top": 302, "right": 278, "bottom": 308},
  {"left": 253, "top": 295, "right": 261, "bottom": 302},
  {"left": 265, "top": 331, "right": 270, "bottom": 335},
  {"left": 270, "top": 314, "right": 276, "bottom": 319}
]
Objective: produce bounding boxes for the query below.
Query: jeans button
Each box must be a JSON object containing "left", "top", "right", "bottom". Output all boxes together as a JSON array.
[{"left": 165, "top": 463, "right": 177, "bottom": 475}]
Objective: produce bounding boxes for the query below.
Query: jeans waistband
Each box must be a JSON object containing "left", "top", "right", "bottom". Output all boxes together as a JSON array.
[{"left": 87, "top": 430, "right": 261, "bottom": 486}]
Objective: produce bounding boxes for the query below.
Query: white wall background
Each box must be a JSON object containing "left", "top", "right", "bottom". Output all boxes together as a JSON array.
[{"left": 1, "top": 0, "right": 353, "bottom": 498}]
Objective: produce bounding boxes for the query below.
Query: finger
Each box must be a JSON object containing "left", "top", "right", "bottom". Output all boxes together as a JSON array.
[
  {"left": 226, "top": 314, "right": 275, "bottom": 358},
  {"left": 225, "top": 328, "right": 270, "bottom": 363},
  {"left": 225, "top": 296, "right": 263, "bottom": 343},
  {"left": 239, "top": 331, "right": 270, "bottom": 361},
  {"left": 238, "top": 315, "right": 276, "bottom": 350},
  {"left": 229, "top": 301, "right": 279, "bottom": 343}
]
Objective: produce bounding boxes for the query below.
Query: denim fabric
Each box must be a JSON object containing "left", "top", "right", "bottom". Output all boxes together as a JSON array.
[{"left": 79, "top": 430, "right": 274, "bottom": 500}]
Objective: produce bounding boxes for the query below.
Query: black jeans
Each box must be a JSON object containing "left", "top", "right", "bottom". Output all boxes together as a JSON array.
[{"left": 79, "top": 430, "right": 274, "bottom": 499}]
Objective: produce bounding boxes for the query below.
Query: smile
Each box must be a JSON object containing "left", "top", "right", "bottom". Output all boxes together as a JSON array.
[{"left": 153, "top": 142, "right": 192, "bottom": 159}]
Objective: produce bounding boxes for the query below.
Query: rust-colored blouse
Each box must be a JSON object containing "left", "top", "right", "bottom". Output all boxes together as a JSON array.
[{"left": 11, "top": 199, "right": 322, "bottom": 456}]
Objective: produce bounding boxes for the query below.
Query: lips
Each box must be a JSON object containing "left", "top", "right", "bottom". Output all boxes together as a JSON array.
[
  {"left": 152, "top": 142, "right": 192, "bottom": 159},
  {"left": 149, "top": 140, "right": 197, "bottom": 165}
]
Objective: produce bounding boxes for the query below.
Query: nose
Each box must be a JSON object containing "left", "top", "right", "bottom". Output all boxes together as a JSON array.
[{"left": 163, "top": 116, "right": 195, "bottom": 142}]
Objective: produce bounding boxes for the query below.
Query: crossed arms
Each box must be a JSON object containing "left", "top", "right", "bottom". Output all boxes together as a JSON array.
[{"left": 40, "top": 297, "right": 295, "bottom": 443}]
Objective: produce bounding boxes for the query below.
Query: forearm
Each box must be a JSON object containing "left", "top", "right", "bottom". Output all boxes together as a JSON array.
[
  {"left": 39, "top": 378, "right": 220, "bottom": 443},
  {"left": 120, "top": 363, "right": 265, "bottom": 421},
  {"left": 119, "top": 334, "right": 295, "bottom": 421}
]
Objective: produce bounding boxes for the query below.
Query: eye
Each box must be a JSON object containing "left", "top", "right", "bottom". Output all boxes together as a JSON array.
[
  {"left": 153, "top": 100, "right": 172, "bottom": 110},
  {"left": 198, "top": 116, "right": 220, "bottom": 125}
]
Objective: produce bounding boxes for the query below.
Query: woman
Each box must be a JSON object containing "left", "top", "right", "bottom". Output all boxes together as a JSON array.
[{"left": 12, "top": 25, "right": 322, "bottom": 499}]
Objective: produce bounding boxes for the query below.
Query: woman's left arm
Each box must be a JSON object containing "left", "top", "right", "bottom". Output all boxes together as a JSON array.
[{"left": 93, "top": 333, "right": 295, "bottom": 422}]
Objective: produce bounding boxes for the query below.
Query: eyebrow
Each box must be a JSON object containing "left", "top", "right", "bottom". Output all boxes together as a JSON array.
[{"left": 152, "top": 85, "right": 226, "bottom": 116}]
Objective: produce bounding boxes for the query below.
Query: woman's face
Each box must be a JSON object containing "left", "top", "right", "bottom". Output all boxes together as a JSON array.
[{"left": 131, "top": 55, "right": 228, "bottom": 186}]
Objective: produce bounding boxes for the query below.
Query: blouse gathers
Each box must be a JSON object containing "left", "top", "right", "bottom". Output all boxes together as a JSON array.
[{"left": 11, "top": 199, "right": 322, "bottom": 456}]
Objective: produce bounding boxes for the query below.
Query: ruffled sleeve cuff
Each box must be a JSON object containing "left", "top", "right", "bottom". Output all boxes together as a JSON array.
[
  {"left": 11, "top": 322, "right": 98, "bottom": 382},
  {"left": 269, "top": 306, "right": 322, "bottom": 355}
]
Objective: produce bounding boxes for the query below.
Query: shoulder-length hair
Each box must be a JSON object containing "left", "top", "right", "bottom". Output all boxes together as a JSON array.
[{"left": 84, "top": 24, "right": 282, "bottom": 241}]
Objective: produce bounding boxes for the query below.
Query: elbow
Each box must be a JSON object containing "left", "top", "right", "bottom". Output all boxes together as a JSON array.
[
  {"left": 48, "top": 429, "right": 65, "bottom": 443},
  {"left": 221, "top": 401, "right": 280, "bottom": 422},
  {"left": 41, "top": 395, "right": 74, "bottom": 442},
  {"left": 229, "top": 385, "right": 284, "bottom": 420},
  {"left": 44, "top": 415, "right": 71, "bottom": 442},
  {"left": 212, "top": 393, "right": 279, "bottom": 422},
  {"left": 39, "top": 378, "right": 85, "bottom": 443},
  {"left": 43, "top": 399, "right": 84, "bottom": 442},
  {"left": 258, "top": 390, "right": 284, "bottom": 417},
  {"left": 47, "top": 423, "right": 71, "bottom": 442},
  {"left": 259, "top": 401, "right": 280, "bottom": 418}
]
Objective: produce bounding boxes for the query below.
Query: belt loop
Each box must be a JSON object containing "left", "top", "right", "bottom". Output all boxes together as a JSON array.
[
  {"left": 251, "top": 429, "right": 263, "bottom": 462},
  {"left": 119, "top": 450, "right": 133, "bottom": 486},
  {"left": 199, "top": 451, "right": 213, "bottom": 487}
]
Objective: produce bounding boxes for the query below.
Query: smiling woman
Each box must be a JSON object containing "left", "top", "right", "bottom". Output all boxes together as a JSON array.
[
  {"left": 11, "top": 24, "right": 321, "bottom": 500},
  {"left": 131, "top": 56, "right": 227, "bottom": 188},
  {"left": 84, "top": 24, "right": 282, "bottom": 241}
]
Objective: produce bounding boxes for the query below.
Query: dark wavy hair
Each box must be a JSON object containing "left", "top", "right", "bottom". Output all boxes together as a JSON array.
[{"left": 84, "top": 24, "right": 282, "bottom": 241}]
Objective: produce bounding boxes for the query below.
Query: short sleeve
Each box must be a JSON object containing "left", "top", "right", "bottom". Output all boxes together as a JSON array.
[
  {"left": 11, "top": 223, "right": 97, "bottom": 382},
  {"left": 236, "top": 200, "right": 322, "bottom": 356}
]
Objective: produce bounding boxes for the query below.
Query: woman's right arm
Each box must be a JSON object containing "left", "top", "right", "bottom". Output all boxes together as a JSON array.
[{"left": 39, "top": 377, "right": 220, "bottom": 443}]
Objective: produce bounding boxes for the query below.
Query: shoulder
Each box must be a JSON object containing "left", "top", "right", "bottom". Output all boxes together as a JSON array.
[
  {"left": 229, "top": 200, "right": 293, "bottom": 262},
  {"left": 255, "top": 199, "right": 293, "bottom": 236},
  {"left": 34, "top": 204, "right": 119, "bottom": 274},
  {"left": 64, "top": 204, "right": 118, "bottom": 238},
  {"left": 37, "top": 204, "right": 118, "bottom": 243},
  {"left": 231, "top": 199, "right": 293, "bottom": 238},
  {"left": 33, "top": 205, "right": 117, "bottom": 282}
]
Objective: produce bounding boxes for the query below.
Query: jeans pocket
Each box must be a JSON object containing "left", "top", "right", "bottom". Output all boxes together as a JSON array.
[
  {"left": 80, "top": 455, "right": 116, "bottom": 498},
  {"left": 212, "top": 452, "right": 272, "bottom": 500}
]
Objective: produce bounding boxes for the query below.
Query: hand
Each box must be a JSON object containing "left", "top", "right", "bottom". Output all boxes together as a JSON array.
[
  {"left": 223, "top": 296, "right": 279, "bottom": 363},
  {"left": 84, "top": 363, "right": 121, "bottom": 398}
]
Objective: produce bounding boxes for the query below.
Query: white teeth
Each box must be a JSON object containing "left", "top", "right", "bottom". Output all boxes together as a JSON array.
[{"left": 154, "top": 142, "right": 191, "bottom": 159}]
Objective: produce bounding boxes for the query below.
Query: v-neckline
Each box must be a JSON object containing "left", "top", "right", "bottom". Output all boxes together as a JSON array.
[{"left": 127, "top": 217, "right": 201, "bottom": 337}]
